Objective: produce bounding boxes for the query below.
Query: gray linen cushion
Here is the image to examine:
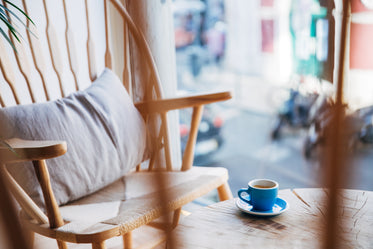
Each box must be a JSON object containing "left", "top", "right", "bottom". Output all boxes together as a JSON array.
[{"left": 0, "top": 68, "right": 146, "bottom": 207}]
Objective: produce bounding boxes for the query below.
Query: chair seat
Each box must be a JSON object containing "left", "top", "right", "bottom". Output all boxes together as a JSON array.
[{"left": 24, "top": 166, "right": 228, "bottom": 244}]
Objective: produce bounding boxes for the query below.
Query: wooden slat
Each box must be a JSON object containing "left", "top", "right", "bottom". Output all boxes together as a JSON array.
[
  {"left": 62, "top": 0, "right": 79, "bottom": 91},
  {"left": 32, "top": 160, "right": 64, "bottom": 229},
  {"left": 108, "top": 0, "right": 163, "bottom": 98},
  {"left": 0, "top": 94, "right": 5, "bottom": 107},
  {"left": 147, "top": 129, "right": 163, "bottom": 172},
  {"left": 181, "top": 106, "right": 204, "bottom": 171},
  {"left": 1, "top": 165, "right": 48, "bottom": 224},
  {"left": 104, "top": 0, "right": 113, "bottom": 69},
  {"left": 85, "top": 0, "right": 97, "bottom": 81},
  {"left": 10, "top": 42, "right": 36, "bottom": 103},
  {"left": 0, "top": 166, "right": 32, "bottom": 249},
  {"left": 31, "top": 160, "right": 67, "bottom": 249},
  {"left": 127, "top": 22, "right": 138, "bottom": 101},
  {"left": 146, "top": 114, "right": 168, "bottom": 172},
  {"left": 123, "top": 20, "right": 131, "bottom": 93},
  {"left": 42, "top": 0, "right": 65, "bottom": 97},
  {"left": 4, "top": 1, "right": 36, "bottom": 103},
  {"left": 0, "top": 38, "right": 20, "bottom": 105},
  {"left": 115, "top": 0, "right": 172, "bottom": 172},
  {"left": 22, "top": 0, "right": 51, "bottom": 101},
  {"left": 160, "top": 113, "right": 172, "bottom": 171}
]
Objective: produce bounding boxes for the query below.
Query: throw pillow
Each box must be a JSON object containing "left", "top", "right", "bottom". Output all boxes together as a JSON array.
[{"left": 0, "top": 68, "right": 146, "bottom": 207}]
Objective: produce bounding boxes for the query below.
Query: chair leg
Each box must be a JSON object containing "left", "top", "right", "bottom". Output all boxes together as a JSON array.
[
  {"left": 171, "top": 208, "right": 182, "bottom": 229},
  {"left": 217, "top": 182, "right": 233, "bottom": 201},
  {"left": 25, "top": 230, "right": 34, "bottom": 249},
  {"left": 92, "top": 241, "right": 106, "bottom": 249},
  {"left": 123, "top": 232, "right": 132, "bottom": 249},
  {"left": 57, "top": 240, "right": 68, "bottom": 249}
]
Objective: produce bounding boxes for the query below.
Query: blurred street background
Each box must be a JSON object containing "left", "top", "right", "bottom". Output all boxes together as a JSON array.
[{"left": 172, "top": 0, "right": 373, "bottom": 208}]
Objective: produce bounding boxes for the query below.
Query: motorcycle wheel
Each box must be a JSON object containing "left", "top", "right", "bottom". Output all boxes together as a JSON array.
[
  {"left": 303, "top": 137, "right": 316, "bottom": 159},
  {"left": 271, "top": 118, "right": 284, "bottom": 140}
]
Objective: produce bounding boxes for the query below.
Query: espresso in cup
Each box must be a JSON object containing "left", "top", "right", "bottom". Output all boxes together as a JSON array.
[
  {"left": 253, "top": 185, "right": 274, "bottom": 189},
  {"left": 238, "top": 179, "right": 279, "bottom": 211}
]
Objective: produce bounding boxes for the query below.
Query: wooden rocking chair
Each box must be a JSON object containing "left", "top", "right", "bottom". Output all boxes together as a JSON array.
[{"left": 0, "top": 0, "right": 232, "bottom": 248}]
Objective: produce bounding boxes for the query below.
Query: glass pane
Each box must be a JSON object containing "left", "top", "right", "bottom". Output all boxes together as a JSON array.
[{"left": 173, "top": 0, "right": 373, "bottom": 208}]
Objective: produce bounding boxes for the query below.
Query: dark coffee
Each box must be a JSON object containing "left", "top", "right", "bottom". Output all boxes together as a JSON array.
[{"left": 253, "top": 185, "right": 273, "bottom": 189}]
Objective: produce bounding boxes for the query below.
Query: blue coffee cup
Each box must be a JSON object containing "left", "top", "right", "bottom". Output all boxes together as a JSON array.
[{"left": 238, "top": 179, "right": 278, "bottom": 211}]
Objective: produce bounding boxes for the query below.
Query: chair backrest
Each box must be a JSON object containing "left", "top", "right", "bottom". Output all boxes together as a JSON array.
[
  {"left": 0, "top": 0, "right": 164, "bottom": 103},
  {"left": 0, "top": 0, "right": 171, "bottom": 170}
]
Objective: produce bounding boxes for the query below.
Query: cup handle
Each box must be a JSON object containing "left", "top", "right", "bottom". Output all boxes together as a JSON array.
[{"left": 238, "top": 188, "right": 251, "bottom": 204}]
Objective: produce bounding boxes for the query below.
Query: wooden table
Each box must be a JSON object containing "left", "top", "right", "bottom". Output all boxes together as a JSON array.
[{"left": 171, "top": 189, "right": 373, "bottom": 248}]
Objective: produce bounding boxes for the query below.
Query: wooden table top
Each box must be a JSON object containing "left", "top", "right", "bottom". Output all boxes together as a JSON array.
[{"left": 171, "top": 188, "right": 373, "bottom": 248}]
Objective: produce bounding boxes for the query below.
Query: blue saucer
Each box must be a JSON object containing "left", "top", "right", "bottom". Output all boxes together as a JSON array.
[{"left": 235, "top": 197, "right": 289, "bottom": 217}]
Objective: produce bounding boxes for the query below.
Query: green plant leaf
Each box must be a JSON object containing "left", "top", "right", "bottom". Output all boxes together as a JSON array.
[
  {"left": 0, "top": 1, "right": 37, "bottom": 51},
  {"left": 1, "top": 4, "right": 27, "bottom": 29},
  {"left": 4, "top": 0, "right": 34, "bottom": 26},
  {"left": 0, "top": 26, "right": 16, "bottom": 51},
  {"left": 0, "top": 12, "right": 21, "bottom": 42},
  {"left": 0, "top": 3, "right": 35, "bottom": 38},
  {"left": 0, "top": 11, "right": 20, "bottom": 33}
]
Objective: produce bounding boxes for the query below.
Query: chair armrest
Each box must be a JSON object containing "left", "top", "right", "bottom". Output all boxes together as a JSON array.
[
  {"left": 0, "top": 138, "right": 67, "bottom": 163},
  {"left": 135, "top": 91, "right": 232, "bottom": 114}
]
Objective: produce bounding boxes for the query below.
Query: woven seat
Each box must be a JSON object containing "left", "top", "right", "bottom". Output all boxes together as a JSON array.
[{"left": 23, "top": 167, "right": 228, "bottom": 243}]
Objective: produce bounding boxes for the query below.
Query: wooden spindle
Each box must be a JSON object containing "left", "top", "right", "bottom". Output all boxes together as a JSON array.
[
  {"left": 122, "top": 22, "right": 131, "bottom": 93},
  {"left": 10, "top": 44, "right": 36, "bottom": 103},
  {"left": 0, "top": 166, "right": 32, "bottom": 249},
  {"left": 160, "top": 113, "right": 172, "bottom": 171},
  {"left": 22, "top": 0, "right": 51, "bottom": 101},
  {"left": 104, "top": 0, "right": 113, "bottom": 69},
  {"left": 62, "top": 0, "right": 79, "bottom": 91},
  {"left": 109, "top": 0, "right": 163, "bottom": 98},
  {"left": 217, "top": 183, "right": 233, "bottom": 201},
  {"left": 0, "top": 38, "right": 21, "bottom": 105},
  {"left": 148, "top": 130, "right": 162, "bottom": 172},
  {"left": 172, "top": 208, "right": 182, "bottom": 229},
  {"left": 32, "top": 160, "right": 64, "bottom": 229},
  {"left": 4, "top": 0, "right": 36, "bottom": 103},
  {"left": 85, "top": 0, "right": 97, "bottom": 81},
  {"left": 181, "top": 106, "right": 204, "bottom": 171},
  {"left": 110, "top": 0, "right": 173, "bottom": 173},
  {"left": 42, "top": 0, "right": 65, "bottom": 97},
  {"left": 0, "top": 95, "right": 4, "bottom": 107},
  {"left": 1, "top": 165, "right": 48, "bottom": 224}
]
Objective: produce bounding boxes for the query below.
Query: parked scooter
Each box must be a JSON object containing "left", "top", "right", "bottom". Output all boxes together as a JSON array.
[
  {"left": 349, "top": 105, "right": 373, "bottom": 147},
  {"left": 271, "top": 82, "right": 319, "bottom": 140},
  {"left": 302, "top": 94, "right": 335, "bottom": 158},
  {"left": 303, "top": 102, "right": 373, "bottom": 159}
]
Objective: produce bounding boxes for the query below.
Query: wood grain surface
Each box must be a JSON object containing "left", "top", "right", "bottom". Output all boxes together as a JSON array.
[{"left": 171, "top": 189, "right": 373, "bottom": 248}]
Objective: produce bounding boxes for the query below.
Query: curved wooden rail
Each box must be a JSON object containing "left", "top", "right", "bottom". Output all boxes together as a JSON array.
[
  {"left": 0, "top": 138, "right": 67, "bottom": 163},
  {"left": 135, "top": 91, "right": 232, "bottom": 114}
]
